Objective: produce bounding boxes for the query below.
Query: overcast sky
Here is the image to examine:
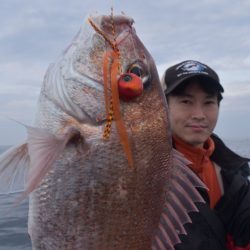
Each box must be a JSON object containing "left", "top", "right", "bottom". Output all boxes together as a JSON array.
[{"left": 0, "top": 0, "right": 250, "bottom": 145}]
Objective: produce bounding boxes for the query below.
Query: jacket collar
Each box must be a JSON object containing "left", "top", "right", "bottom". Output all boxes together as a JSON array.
[
  {"left": 210, "top": 133, "right": 250, "bottom": 170},
  {"left": 173, "top": 135, "right": 215, "bottom": 174}
]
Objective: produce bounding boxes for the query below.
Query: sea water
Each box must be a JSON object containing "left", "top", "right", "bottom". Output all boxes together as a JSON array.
[
  {"left": 0, "top": 146, "right": 31, "bottom": 250},
  {"left": 0, "top": 140, "right": 249, "bottom": 249}
]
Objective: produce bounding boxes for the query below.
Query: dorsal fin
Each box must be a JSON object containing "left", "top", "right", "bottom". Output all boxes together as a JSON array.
[{"left": 152, "top": 149, "right": 207, "bottom": 249}]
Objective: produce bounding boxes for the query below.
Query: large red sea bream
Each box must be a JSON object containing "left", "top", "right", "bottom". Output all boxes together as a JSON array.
[{"left": 0, "top": 13, "right": 204, "bottom": 250}]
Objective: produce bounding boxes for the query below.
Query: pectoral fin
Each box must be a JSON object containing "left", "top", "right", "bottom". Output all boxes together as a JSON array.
[
  {"left": 0, "top": 143, "right": 30, "bottom": 194},
  {"left": 0, "top": 124, "right": 79, "bottom": 202},
  {"left": 23, "top": 125, "right": 78, "bottom": 197}
]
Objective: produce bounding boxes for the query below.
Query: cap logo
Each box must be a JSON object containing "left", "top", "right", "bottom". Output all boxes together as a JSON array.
[{"left": 176, "top": 60, "right": 208, "bottom": 78}]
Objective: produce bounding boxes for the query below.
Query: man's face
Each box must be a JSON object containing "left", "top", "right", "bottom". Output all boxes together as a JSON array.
[{"left": 167, "top": 81, "right": 219, "bottom": 148}]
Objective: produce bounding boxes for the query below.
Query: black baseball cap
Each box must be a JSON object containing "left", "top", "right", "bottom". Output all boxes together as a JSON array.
[{"left": 161, "top": 60, "right": 224, "bottom": 95}]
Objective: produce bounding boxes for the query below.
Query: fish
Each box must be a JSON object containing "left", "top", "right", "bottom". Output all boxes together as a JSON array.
[{"left": 0, "top": 13, "right": 205, "bottom": 250}]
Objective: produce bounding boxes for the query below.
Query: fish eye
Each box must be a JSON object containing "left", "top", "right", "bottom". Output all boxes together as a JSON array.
[
  {"left": 127, "top": 61, "right": 151, "bottom": 88},
  {"left": 129, "top": 64, "right": 143, "bottom": 77}
]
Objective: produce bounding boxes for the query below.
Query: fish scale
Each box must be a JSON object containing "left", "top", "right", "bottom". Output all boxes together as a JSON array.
[{"left": 29, "top": 141, "right": 162, "bottom": 249}]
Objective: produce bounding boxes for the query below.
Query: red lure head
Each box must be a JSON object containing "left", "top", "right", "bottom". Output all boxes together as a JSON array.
[{"left": 118, "top": 73, "right": 143, "bottom": 101}]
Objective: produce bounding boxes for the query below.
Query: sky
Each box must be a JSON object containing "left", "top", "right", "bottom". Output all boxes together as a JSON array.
[{"left": 0, "top": 0, "right": 250, "bottom": 145}]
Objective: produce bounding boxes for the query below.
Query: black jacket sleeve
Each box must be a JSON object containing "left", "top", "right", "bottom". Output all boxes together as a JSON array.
[
  {"left": 211, "top": 134, "right": 250, "bottom": 248},
  {"left": 216, "top": 163, "right": 250, "bottom": 247}
]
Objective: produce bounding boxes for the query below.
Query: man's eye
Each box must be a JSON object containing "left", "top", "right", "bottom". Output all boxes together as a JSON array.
[
  {"left": 181, "top": 99, "right": 191, "bottom": 104},
  {"left": 205, "top": 100, "right": 217, "bottom": 105}
]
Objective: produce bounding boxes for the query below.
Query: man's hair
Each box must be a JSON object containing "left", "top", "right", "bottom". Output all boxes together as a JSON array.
[{"left": 166, "top": 76, "right": 223, "bottom": 104}]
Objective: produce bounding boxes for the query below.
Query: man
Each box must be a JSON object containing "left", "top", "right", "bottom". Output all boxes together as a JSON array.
[{"left": 161, "top": 60, "right": 250, "bottom": 250}]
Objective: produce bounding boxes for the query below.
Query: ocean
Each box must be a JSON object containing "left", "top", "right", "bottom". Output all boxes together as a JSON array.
[
  {"left": 0, "top": 140, "right": 249, "bottom": 249},
  {"left": 0, "top": 146, "right": 31, "bottom": 250}
]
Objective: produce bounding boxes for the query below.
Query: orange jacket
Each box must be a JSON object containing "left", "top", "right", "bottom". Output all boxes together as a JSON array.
[{"left": 173, "top": 136, "right": 221, "bottom": 208}]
